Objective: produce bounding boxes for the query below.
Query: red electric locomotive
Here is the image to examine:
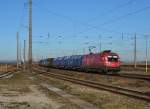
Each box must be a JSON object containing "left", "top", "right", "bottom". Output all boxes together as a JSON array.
[{"left": 82, "top": 50, "right": 120, "bottom": 73}]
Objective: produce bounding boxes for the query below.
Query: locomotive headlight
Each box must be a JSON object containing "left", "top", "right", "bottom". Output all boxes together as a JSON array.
[{"left": 113, "top": 56, "right": 117, "bottom": 58}]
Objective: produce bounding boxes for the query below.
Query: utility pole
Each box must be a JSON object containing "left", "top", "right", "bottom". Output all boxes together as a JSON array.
[
  {"left": 5, "top": 64, "right": 8, "bottom": 72},
  {"left": 122, "top": 32, "right": 124, "bottom": 40},
  {"left": 28, "top": 0, "right": 32, "bottom": 72},
  {"left": 19, "top": 42, "right": 22, "bottom": 66},
  {"left": 24, "top": 40, "right": 26, "bottom": 70},
  {"left": 145, "top": 35, "right": 148, "bottom": 73},
  {"left": 134, "top": 34, "right": 137, "bottom": 69},
  {"left": 99, "top": 35, "right": 102, "bottom": 53},
  {"left": 16, "top": 32, "right": 19, "bottom": 69}
]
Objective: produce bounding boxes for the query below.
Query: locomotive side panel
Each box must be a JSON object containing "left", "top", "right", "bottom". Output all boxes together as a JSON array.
[{"left": 82, "top": 52, "right": 120, "bottom": 73}]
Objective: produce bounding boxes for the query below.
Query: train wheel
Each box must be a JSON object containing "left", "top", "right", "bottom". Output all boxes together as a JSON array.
[{"left": 102, "top": 67, "right": 108, "bottom": 73}]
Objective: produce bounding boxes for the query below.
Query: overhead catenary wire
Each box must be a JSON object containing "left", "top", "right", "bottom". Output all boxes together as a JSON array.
[
  {"left": 32, "top": 1, "right": 126, "bottom": 36},
  {"left": 77, "top": 5, "right": 150, "bottom": 35},
  {"left": 18, "top": 0, "right": 28, "bottom": 33},
  {"left": 85, "top": 0, "right": 133, "bottom": 23},
  {"left": 32, "top": 0, "right": 150, "bottom": 36},
  {"left": 29, "top": 1, "right": 150, "bottom": 40},
  {"left": 27, "top": 0, "right": 149, "bottom": 62},
  {"left": 31, "top": 1, "right": 121, "bottom": 35}
]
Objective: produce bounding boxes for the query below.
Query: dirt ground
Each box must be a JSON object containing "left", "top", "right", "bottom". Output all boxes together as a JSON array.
[
  {"left": 0, "top": 71, "right": 81, "bottom": 109},
  {"left": 32, "top": 71, "right": 150, "bottom": 109},
  {"left": 0, "top": 70, "right": 150, "bottom": 109}
]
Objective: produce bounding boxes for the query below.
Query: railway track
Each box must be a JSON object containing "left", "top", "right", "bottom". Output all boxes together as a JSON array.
[
  {"left": 38, "top": 66, "right": 150, "bottom": 81},
  {"left": 0, "top": 72, "right": 14, "bottom": 78},
  {"left": 33, "top": 68, "right": 150, "bottom": 102},
  {"left": 117, "top": 73, "right": 150, "bottom": 81},
  {"left": 27, "top": 71, "right": 99, "bottom": 109},
  {"left": 122, "top": 64, "right": 150, "bottom": 68}
]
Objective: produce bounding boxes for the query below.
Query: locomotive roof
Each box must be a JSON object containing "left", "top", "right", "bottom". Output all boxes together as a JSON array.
[{"left": 84, "top": 51, "right": 119, "bottom": 57}]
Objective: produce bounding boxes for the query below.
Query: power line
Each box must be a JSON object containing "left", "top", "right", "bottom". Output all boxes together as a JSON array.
[
  {"left": 33, "top": 1, "right": 125, "bottom": 35},
  {"left": 32, "top": 1, "right": 149, "bottom": 36},
  {"left": 18, "top": 1, "right": 28, "bottom": 32},
  {"left": 32, "top": 2, "right": 125, "bottom": 36},
  {"left": 32, "top": 1, "right": 75, "bottom": 22},
  {"left": 31, "top": 0, "right": 149, "bottom": 61},
  {"left": 77, "top": 5, "right": 150, "bottom": 35},
  {"left": 85, "top": 0, "right": 133, "bottom": 23},
  {"left": 102, "top": 5, "right": 150, "bottom": 25}
]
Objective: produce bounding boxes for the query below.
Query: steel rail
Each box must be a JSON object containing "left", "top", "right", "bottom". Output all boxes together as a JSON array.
[
  {"left": 117, "top": 74, "right": 150, "bottom": 81},
  {"left": 0, "top": 72, "right": 14, "bottom": 78},
  {"left": 38, "top": 66, "right": 150, "bottom": 81},
  {"left": 33, "top": 68, "right": 150, "bottom": 102}
]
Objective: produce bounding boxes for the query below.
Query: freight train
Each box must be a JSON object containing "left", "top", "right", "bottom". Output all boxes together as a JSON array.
[{"left": 39, "top": 50, "right": 121, "bottom": 73}]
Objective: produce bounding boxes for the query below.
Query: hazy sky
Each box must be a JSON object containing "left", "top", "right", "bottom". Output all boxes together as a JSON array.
[{"left": 0, "top": 0, "right": 150, "bottom": 62}]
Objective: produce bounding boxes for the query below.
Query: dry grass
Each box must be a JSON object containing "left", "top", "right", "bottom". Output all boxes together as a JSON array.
[
  {"left": 0, "top": 72, "right": 32, "bottom": 93},
  {"left": 48, "top": 68, "right": 150, "bottom": 93},
  {"left": 0, "top": 65, "right": 16, "bottom": 72},
  {"left": 42, "top": 75, "right": 150, "bottom": 109}
]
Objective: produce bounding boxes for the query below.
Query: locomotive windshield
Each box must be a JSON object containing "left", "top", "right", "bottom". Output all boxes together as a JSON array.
[{"left": 107, "top": 55, "right": 118, "bottom": 62}]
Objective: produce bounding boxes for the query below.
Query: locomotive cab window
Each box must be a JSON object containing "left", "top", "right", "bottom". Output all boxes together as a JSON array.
[{"left": 108, "top": 56, "right": 118, "bottom": 62}]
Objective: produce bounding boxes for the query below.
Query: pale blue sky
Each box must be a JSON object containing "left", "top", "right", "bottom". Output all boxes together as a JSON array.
[{"left": 0, "top": 0, "right": 150, "bottom": 62}]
